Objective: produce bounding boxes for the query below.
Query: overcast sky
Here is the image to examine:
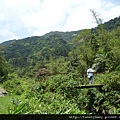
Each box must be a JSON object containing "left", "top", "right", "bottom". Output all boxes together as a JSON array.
[{"left": 0, "top": 0, "right": 120, "bottom": 43}]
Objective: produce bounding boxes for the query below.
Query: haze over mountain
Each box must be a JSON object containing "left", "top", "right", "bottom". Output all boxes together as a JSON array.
[
  {"left": 0, "top": 15, "right": 120, "bottom": 46},
  {"left": 0, "top": 0, "right": 120, "bottom": 43}
]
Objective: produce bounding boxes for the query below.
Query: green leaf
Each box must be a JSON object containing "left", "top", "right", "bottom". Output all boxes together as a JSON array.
[
  {"left": 12, "top": 102, "right": 26, "bottom": 114},
  {"left": 64, "top": 108, "right": 72, "bottom": 114}
]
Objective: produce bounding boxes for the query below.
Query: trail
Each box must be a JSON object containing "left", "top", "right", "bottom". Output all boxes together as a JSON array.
[{"left": 0, "top": 87, "right": 7, "bottom": 97}]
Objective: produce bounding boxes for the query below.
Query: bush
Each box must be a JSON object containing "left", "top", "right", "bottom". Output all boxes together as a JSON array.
[
  {"left": 26, "top": 92, "right": 84, "bottom": 114},
  {"left": 3, "top": 79, "right": 24, "bottom": 95}
]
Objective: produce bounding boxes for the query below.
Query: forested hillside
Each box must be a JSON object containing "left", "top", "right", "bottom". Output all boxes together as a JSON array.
[
  {"left": 1, "top": 16, "right": 120, "bottom": 47},
  {"left": 43, "top": 30, "right": 81, "bottom": 42},
  {"left": 0, "top": 14, "right": 120, "bottom": 115},
  {"left": 0, "top": 34, "right": 73, "bottom": 78}
]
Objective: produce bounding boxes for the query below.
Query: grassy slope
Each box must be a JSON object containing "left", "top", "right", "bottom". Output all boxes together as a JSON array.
[{"left": 0, "top": 95, "right": 20, "bottom": 114}]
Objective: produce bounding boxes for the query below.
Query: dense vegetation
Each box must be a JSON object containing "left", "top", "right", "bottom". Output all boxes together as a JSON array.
[{"left": 0, "top": 13, "right": 120, "bottom": 115}]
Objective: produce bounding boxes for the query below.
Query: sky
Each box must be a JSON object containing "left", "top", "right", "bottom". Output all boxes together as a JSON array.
[{"left": 0, "top": 0, "right": 120, "bottom": 43}]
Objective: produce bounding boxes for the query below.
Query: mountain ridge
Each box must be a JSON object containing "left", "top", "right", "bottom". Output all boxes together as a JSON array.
[{"left": 0, "top": 15, "right": 120, "bottom": 46}]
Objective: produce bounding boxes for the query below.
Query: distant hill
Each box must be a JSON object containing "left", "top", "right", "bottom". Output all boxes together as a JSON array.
[
  {"left": 104, "top": 16, "right": 120, "bottom": 30},
  {"left": 40, "top": 16, "right": 120, "bottom": 42},
  {"left": 91, "top": 16, "right": 120, "bottom": 32},
  {"left": 43, "top": 30, "right": 82, "bottom": 42},
  {"left": 0, "top": 40, "right": 16, "bottom": 46},
  {"left": 0, "top": 30, "right": 81, "bottom": 47},
  {"left": 0, "top": 32, "right": 80, "bottom": 49},
  {"left": 1, "top": 16, "right": 120, "bottom": 47},
  {"left": 3, "top": 34, "right": 72, "bottom": 68}
]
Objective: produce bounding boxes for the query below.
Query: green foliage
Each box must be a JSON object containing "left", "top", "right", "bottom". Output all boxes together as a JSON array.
[
  {"left": 0, "top": 11, "right": 120, "bottom": 115},
  {"left": 1, "top": 75, "right": 85, "bottom": 114},
  {"left": 3, "top": 79, "right": 24, "bottom": 95},
  {"left": 102, "top": 72, "right": 120, "bottom": 90},
  {"left": 0, "top": 96, "right": 13, "bottom": 114},
  {"left": 27, "top": 92, "right": 83, "bottom": 114},
  {"left": 93, "top": 54, "right": 107, "bottom": 72},
  {"left": 0, "top": 47, "right": 8, "bottom": 82},
  {"left": 1, "top": 71, "right": 120, "bottom": 114},
  {"left": 9, "top": 102, "right": 26, "bottom": 114},
  {"left": 85, "top": 85, "right": 120, "bottom": 114},
  {"left": 2, "top": 35, "right": 72, "bottom": 78},
  {"left": 43, "top": 30, "right": 81, "bottom": 42}
]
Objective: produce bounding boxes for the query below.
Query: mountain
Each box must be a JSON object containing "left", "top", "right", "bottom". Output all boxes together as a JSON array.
[
  {"left": 0, "top": 16, "right": 120, "bottom": 70},
  {"left": 103, "top": 16, "right": 120, "bottom": 30},
  {"left": 91, "top": 16, "right": 120, "bottom": 32},
  {"left": 0, "top": 40, "right": 16, "bottom": 46},
  {"left": 1, "top": 16, "right": 120, "bottom": 47},
  {"left": 43, "top": 30, "right": 82, "bottom": 42},
  {"left": 0, "top": 30, "right": 81, "bottom": 47},
  {"left": 3, "top": 34, "right": 72, "bottom": 68}
]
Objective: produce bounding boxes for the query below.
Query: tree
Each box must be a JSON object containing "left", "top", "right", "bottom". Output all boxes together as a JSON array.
[
  {"left": 0, "top": 47, "right": 8, "bottom": 82},
  {"left": 35, "top": 68, "right": 50, "bottom": 81}
]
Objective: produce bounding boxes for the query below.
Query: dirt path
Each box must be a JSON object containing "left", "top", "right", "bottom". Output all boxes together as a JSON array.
[{"left": 0, "top": 87, "right": 7, "bottom": 97}]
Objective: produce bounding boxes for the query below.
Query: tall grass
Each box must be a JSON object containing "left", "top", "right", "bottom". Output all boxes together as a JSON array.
[{"left": 0, "top": 95, "right": 20, "bottom": 114}]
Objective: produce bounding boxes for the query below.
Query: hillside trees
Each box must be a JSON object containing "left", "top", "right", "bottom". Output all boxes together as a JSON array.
[
  {"left": 87, "top": 10, "right": 120, "bottom": 72},
  {"left": 93, "top": 26, "right": 120, "bottom": 72},
  {"left": 67, "top": 10, "right": 120, "bottom": 114},
  {"left": 69, "top": 29, "right": 95, "bottom": 78},
  {"left": 0, "top": 47, "right": 8, "bottom": 82},
  {"left": 3, "top": 35, "right": 71, "bottom": 77},
  {"left": 68, "top": 10, "right": 120, "bottom": 79},
  {"left": 90, "top": 10, "right": 120, "bottom": 72},
  {"left": 1, "top": 13, "right": 120, "bottom": 77}
]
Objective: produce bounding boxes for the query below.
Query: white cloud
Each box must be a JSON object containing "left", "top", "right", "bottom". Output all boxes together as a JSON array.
[
  {"left": 103, "top": 5, "right": 120, "bottom": 22},
  {"left": 0, "top": 0, "right": 120, "bottom": 43},
  {"left": 0, "top": 29, "right": 20, "bottom": 40}
]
